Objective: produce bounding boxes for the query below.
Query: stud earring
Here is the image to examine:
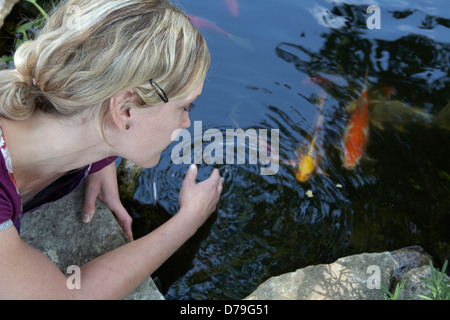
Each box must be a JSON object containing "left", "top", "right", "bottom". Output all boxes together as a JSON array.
[{"left": 125, "top": 124, "right": 130, "bottom": 130}]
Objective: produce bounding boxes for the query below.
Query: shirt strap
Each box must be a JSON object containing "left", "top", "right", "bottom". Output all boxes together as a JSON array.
[{"left": 0, "top": 219, "right": 13, "bottom": 231}]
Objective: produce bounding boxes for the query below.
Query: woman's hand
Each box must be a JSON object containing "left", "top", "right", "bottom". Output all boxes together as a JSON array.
[
  {"left": 178, "top": 164, "right": 223, "bottom": 232},
  {"left": 82, "top": 161, "right": 134, "bottom": 241}
]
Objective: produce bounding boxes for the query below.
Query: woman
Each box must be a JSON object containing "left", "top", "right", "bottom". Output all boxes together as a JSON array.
[{"left": 0, "top": 0, "right": 222, "bottom": 299}]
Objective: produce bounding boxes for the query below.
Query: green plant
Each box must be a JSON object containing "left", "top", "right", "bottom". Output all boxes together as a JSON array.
[
  {"left": 380, "top": 259, "right": 449, "bottom": 300},
  {"left": 417, "top": 259, "right": 450, "bottom": 300},
  {"left": 381, "top": 278, "right": 408, "bottom": 300},
  {"left": 3, "top": 0, "right": 53, "bottom": 52},
  {"left": 25, "top": 0, "right": 50, "bottom": 20}
]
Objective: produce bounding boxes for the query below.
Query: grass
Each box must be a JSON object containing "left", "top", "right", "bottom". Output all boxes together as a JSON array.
[{"left": 382, "top": 259, "right": 449, "bottom": 300}]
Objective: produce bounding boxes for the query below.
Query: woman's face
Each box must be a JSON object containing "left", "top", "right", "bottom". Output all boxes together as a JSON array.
[{"left": 127, "top": 79, "right": 204, "bottom": 168}]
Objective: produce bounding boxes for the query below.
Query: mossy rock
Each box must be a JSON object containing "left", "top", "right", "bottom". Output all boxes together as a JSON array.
[{"left": 117, "top": 158, "right": 142, "bottom": 200}]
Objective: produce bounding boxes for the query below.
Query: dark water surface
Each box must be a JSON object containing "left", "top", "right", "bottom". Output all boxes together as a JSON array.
[
  {"left": 136, "top": 0, "right": 450, "bottom": 300},
  {"left": 1, "top": 0, "right": 449, "bottom": 300}
]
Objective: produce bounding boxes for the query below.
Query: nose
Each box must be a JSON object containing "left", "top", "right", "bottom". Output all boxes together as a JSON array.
[{"left": 182, "top": 113, "right": 191, "bottom": 129}]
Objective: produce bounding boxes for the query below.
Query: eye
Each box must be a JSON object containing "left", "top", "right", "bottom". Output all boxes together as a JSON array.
[{"left": 183, "top": 103, "right": 194, "bottom": 112}]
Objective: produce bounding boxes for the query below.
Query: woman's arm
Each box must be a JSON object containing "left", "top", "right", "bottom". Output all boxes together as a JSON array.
[{"left": 0, "top": 164, "right": 222, "bottom": 299}]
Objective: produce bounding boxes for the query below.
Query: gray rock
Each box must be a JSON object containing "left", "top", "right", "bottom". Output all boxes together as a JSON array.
[
  {"left": 245, "top": 252, "right": 395, "bottom": 300},
  {"left": 20, "top": 183, "right": 164, "bottom": 300},
  {"left": 390, "top": 245, "right": 433, "bottom": 282},
  {"left": 397, "top": 265, "right": 433, "bottom": 300},
  {"left": 0, "top": 0, "right": 20, "bottom": 30},
  {"left": 396, "top": 263, "right": 450, "bottom": 300},
  {"left": 388, "top": 245, "right": 450, "bottom": 300}
]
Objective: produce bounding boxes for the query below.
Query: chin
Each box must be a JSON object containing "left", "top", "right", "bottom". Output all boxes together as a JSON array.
[{"left": 140, "top": 155, "right": 161, "bottom": 169}]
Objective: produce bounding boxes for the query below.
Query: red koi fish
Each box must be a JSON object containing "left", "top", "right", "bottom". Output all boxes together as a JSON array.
[
  {"left": 187, "top": 14, "right": 252, "bottom": 49},
  {"left": 225, "top": 0, "right": 239, "bottom": 17},
  {"left": 342, "top": 82, "right": 370, "bottom": 170}
]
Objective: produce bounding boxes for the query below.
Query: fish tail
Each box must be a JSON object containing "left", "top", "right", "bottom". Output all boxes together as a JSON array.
[
  {"left": 357, "top": 68, "right": 369, "bottom": 119},
  {"left": 317, "top": 90, "right": 327, "bottom": 114},
  {"left": 310, "top": 92, "right": 327, "bottom": 141},
  {"left": 363, "top": 66, "right": 369, "bottom": 91},
  {"left": 226, "top": 33, "right": 254, "bottom": 50},
  {"left": 436, "top": 100, "right": 450, "bottom": 130}
]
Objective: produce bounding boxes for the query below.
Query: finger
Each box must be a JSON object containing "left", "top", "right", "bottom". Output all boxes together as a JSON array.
[
  {"left": 203, "top": 169, "right": 223, "bottom": 194},
  {"left": 107, "top": 202, "right": 134, "bottom": 242},
  {"left": 207, "top": 168, "right": 222, "bottom": 186},
  {"left": 183, "top": 164, "right": 198, "bottom": 186},
  {"left": 124, "top": 223, "right": 134, "bottom": 242},
  {"left": 82, "top": 183, "right": 100, "bottom": 224},
  {"left": 117, "top": 215, "right": 134, "bottom": 242}
]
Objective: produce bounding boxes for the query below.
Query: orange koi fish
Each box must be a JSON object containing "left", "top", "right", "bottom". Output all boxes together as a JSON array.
[
  {"left": 225, "top": 0, "right": 239, "bottom": 17},
  {"left": 288, "top": 93, "right": 327, "bottom": 183},
  {"left": 342, "top": 82, "right": 370, "bottom": 170}
]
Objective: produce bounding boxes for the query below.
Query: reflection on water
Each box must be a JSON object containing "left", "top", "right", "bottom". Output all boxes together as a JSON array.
[{"left": 2, "top": 0, "right": 449, "bottom": 300}]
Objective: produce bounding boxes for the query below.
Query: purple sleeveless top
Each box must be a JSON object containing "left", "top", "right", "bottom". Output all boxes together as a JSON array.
[{"left": 0, "top": 123, "right": 117, "bottom": 232}]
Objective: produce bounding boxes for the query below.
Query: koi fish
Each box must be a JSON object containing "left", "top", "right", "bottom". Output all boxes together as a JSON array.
[
  {"left": 370, "top": 99, "right": 435, "bottom": 131},
  {"left": 287, "top": 92, "right": 327, "bottom": 183},
  {"left": 225, "top": 0, "right": 239, "bottom": 18},
  {"left": 187, "top": 14, "right": 252, "bottom": 49},
  {"left": 303, "top": 75, "right": 334, "bottom": 88},
  {"left": 342, "top": 81, "right": 370, "bottom": 170},
  {"left": 188, "top": 14, "right": 229, "bottom": 37}
]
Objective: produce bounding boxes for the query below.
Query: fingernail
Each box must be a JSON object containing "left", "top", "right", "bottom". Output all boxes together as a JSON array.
[
  {"left": 82, "top": 214, "right": 91, "bottom": 223},
  {"left": 190, "top": 164, "right": 196, "bottom": 170}
]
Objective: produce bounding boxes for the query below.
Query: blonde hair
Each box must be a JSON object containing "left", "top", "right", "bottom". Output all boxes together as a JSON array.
[{"left": 0, "top": 0, "right": 210, "bottom": 137}]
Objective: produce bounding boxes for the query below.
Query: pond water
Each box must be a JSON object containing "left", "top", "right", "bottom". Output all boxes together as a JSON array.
[
  {"left": 132, "top": 0, "right": 450, "bottom": 300},
  {"left": 1, "top": 0, "right": 449, "bottom": 300}
]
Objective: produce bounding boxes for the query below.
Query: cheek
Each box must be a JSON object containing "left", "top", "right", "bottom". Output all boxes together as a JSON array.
[{"left": 171, "top": 128, "right": 182, "bottom": 141}]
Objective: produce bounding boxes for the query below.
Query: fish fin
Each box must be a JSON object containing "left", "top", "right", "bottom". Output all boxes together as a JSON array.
[
  {"left": 226, "top": 34, "right": 254, "bottom": 50},
  {"left": 296, "top": 136, "right": 311, "bottom": 155},
  {"left": 370, "top": 119, "right": 385, "bottom": 131},
  {"left": 317, "top": 167, "right": 329, "bottom": 177},
  {"left": 435, "top": 100, "right": 450, "bottom": 130},
  {"left": 393, "top": 123, "right": 407, "bottom": 132},
  {"left": 362, "top": 155, "right": 377, "bottom": 164},
  {"left": 346, "top": 100, "right": 357, "bottom": 113},
  {"left": 283, "top": 159, "right": 296, "bottom": 167}
]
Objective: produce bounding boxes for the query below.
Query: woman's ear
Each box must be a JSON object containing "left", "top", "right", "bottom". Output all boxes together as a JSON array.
[{"left": 109, "top": 90, "right": 136, "bottom": 131}]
